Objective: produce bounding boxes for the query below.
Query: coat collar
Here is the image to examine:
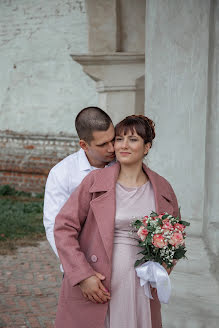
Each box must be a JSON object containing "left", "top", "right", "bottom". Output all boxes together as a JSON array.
[{"left": 89, "top": 162, "right": 171, "bottom": 201}]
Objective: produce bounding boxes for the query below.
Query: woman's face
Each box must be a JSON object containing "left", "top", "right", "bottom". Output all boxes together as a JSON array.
[{"left": 114, "top": 129, "right": 150, "bottom": 165}]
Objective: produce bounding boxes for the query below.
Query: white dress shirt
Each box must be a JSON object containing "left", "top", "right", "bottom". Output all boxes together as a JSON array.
[{"left": 43, "top": 148, "right": 113, "bottom": 269}]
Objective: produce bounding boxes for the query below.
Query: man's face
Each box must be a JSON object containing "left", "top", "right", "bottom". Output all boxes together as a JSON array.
[{"left": 84, "top": 123, "right": 115, "bottom": 167}]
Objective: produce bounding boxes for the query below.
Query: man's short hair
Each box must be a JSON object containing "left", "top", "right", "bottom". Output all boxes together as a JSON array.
[{"left": 75, "top": 107, "right": 112, "bottom": 143}]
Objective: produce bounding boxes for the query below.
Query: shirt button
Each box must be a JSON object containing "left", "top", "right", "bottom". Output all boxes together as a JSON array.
[{"left": 91, "top": 255, "right": 98, "bottom": 263}]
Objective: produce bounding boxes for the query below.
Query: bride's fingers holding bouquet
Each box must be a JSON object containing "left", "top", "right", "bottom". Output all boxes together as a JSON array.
[
  {"left": 162, "top": 259, "right": 178, "bottom": 275},
  {"left": 162, "top": 262, "right": 172, "bottom": 275}
]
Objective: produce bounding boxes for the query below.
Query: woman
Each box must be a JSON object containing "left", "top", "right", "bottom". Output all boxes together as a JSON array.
[{"left": 54, "top": 115, "right": 179, "bottom": 328}]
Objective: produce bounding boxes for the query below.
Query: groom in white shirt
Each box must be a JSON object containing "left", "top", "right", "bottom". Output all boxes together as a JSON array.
[{"left": 43, "top": 106, "right": 115, "bottom": 260}]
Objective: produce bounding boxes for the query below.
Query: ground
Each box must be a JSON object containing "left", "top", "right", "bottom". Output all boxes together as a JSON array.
[{"left": 0, "top": 241, "right": 61, "bottom": 328}]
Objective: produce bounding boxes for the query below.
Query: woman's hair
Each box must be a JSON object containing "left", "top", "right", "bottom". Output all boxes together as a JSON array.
[{"left": 115, "top": 115, "right": 155, "bottom": 147}]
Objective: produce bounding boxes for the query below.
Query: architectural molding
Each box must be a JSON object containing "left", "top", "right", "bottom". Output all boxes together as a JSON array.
[
  {"left": 71, "top": 53, "right": 145, "bottom": 65},
  {"left": 71, "top": 52, "right": 145, "bottom": 122}
]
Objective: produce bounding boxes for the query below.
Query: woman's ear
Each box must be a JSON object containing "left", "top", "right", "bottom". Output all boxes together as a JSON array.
[
  {"left": 79, "top": 139, "right": 89, "bottom": 152},
  {"left": 144, "top": 142, "right": 151, "bottom": 155}
]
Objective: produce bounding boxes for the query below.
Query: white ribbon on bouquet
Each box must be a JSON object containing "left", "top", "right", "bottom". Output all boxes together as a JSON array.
[{"left": 135, "top": 261, "right": 171, "bottom": 304}]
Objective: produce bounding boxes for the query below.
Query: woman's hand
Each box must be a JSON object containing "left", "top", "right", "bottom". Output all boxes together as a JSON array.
[
  {"left": 79, "top": 271, "right": 111, "bottom": 304},
  {"left": 162, "top": 259, "right": 178, "bottom": 275},
  {"left": 150, "top": 260, "right": 178, "bottom": 294}
]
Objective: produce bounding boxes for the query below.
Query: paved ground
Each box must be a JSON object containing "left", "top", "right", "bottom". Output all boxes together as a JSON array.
[
  {"left": 0, "top": 241, "right": 62, "bottom": 328},
  {"left": 162, "top": 236, "right": 219, "bottom": 328},
  {"left": 1, "top": 236, "right": 219, "bottom": 328}
]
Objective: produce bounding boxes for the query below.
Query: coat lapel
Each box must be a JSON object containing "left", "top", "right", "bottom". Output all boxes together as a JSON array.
[
  {"left": 90, "top": 189, "right": 116, "bottom": 262},
  {"left": 89, "top": 163, "right": 120, "bottom": 262},
  {"left": 144, "top": 165, "right": 174, "bottom": 215}
]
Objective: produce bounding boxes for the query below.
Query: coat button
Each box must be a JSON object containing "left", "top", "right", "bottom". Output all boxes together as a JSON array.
[{"left": 91, "top": 255, "right": 98, "bottom": 263}]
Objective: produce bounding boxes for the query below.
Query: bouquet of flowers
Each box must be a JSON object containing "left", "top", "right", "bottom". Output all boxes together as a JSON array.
[{"left": 131, "top": 211, "right": 190, "bottom": 303}]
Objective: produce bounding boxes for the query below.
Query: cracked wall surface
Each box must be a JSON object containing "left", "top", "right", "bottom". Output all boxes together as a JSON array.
[
  {"left": 0, "top": 0, "right": 97, "bottom": 191},
  {"left": 0, "top": 0, "right": 98, "bottom": 136}
]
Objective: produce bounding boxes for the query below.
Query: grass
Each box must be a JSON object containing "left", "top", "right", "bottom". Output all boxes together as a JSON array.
[{"left": 0, "top": 185, "right": 45, "bottom": 255}]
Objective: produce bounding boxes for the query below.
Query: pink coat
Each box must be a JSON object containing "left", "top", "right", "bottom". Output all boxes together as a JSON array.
[{"left": 54, "top": 162, "right": 179, "bottom": 328}]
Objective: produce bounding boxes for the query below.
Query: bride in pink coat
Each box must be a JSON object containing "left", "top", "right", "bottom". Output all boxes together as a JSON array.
[{"left": 54, "top": 115, "right": 179, "bottom": 328}]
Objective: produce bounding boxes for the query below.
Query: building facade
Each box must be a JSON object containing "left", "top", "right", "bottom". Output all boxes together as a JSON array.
[{"left": 0, "top": 0, "right": 218, "bottom": 294}]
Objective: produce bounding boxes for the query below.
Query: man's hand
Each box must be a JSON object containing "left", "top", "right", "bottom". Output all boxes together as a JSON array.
[{"left": 79, "top": 271, "right": 111, "bottom": 304}]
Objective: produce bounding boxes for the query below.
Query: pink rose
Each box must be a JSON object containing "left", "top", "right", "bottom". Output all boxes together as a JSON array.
[
  {"left": 142, "top": 216, "right": 148, "bottom": 226},
  {"left": 173, "top": 223, "right": 185, "bottom": 232},
  {"left": 162, "top": 219, "right": 173, "bottom": 231},
  {"left": 137, "top": 226, "right": 148, "bottom": 241},
  {"left": 169, "top": 232, "right": 184, "bottom": 247},
  {"left": 152, "top": 234, "right": 167, "bottom": 248}
]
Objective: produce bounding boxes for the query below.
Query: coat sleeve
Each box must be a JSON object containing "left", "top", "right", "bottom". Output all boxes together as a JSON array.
[{"left": 54, "top": 173, "right": 96, "bottom": 286}]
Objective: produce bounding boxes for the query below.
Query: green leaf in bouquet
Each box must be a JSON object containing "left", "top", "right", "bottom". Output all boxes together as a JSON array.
[
  {"left": 179, "top": 220, "right": 190, "bottom": 226},
  {"left": 137, "top": 250, "right": 147, "bottom": 255},
  {"left": 157, "top": 218, "right": 163, "bottom": 226},
  {"left": 162, "top": 214, "right": 169, "bottom": 219},
  {"left": 154, "top": 255, "right": 163, "bottom": 265},
  {"left": 146, "top": 225, "right": 155, "bottom": 232},
  {"left": 138, "top": 241, "right": 147, "bottom": 248},
  {"left": 134, "top": 257, "right": 146, "bottom": 268},
  {"left": 163, "top": 259, "right": 174, "bottom": 268},
  {"left": 132, "top": 220, "right": 143, "bottom": 229},
  {"left": 135, "top": 219, "right": 143, "bottom": 225},
  {"left": 137, "top": 249, "right": 151, "bottom": 258},
  {"left": 136, "top": 223, "right": 143, "bottom": 230},
  {"left": 146, "top": 234, "right": 152, "bottom": 243},
  {"left": 174, "top": 247, "right": 187, "bottom": 259},
  {"left": 150, "top": 211, "right": 158, "bottom": 217}
]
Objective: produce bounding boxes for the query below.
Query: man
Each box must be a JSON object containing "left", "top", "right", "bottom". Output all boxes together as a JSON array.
[{"left": 43, "top": 106, "right": 115, "bottom": 261}]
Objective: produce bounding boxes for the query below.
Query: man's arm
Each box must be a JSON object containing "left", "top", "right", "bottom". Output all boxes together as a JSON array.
[{"left": 43, "top": 169, "right": 71, "bottom": 257}]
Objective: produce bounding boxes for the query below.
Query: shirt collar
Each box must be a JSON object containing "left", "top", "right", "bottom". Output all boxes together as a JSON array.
[
  {"left": 78, "top": 149, "right": 93, "bottom": 172},
  {"left": 78, "top": 148, "right": 116, "bottom": 172}
]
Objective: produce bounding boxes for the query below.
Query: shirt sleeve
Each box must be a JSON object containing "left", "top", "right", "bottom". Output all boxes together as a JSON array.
[{"left": 43, "top": 169, "right": 71, "bottom": 257}]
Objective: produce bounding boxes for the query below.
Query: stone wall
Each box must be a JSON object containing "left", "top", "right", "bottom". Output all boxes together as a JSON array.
[
  {"left": 0, "top": 0, "right": 98, "bottom": 136},
  {"left": 0, "top": 0, "right": 97, "bottom": 191},
  {"left": 0, "top": 131, "right": 79, "bottom": 192}
]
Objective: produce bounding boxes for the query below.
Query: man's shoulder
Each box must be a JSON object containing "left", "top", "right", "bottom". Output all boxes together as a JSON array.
[
  {"left": 53, "top": 150, "right": 80, "bottom": 170},
  {"left": 50, "top": 150, "right": 81, "bottom": 176}
]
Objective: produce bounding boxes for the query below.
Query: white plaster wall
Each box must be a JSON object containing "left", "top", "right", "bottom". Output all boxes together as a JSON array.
[
  {"left": 145, "top": 0, "right": 210, "bottom": 225},
  {"left": 203, "top": 0, "right": 219, "bottom": 255},
  {"left": 85, "top": 0, "right": 118, "bottom": 52},
  {"left": 119, "top": 0, "right": 145, "bottom": 52},
  {"left": 0, "top": 0, "right": 98, "bottom": 135}
]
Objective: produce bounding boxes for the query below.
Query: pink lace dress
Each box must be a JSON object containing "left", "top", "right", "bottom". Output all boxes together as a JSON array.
[{"left": 104, "top": 181, "right": 156, "bottom": 328}]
